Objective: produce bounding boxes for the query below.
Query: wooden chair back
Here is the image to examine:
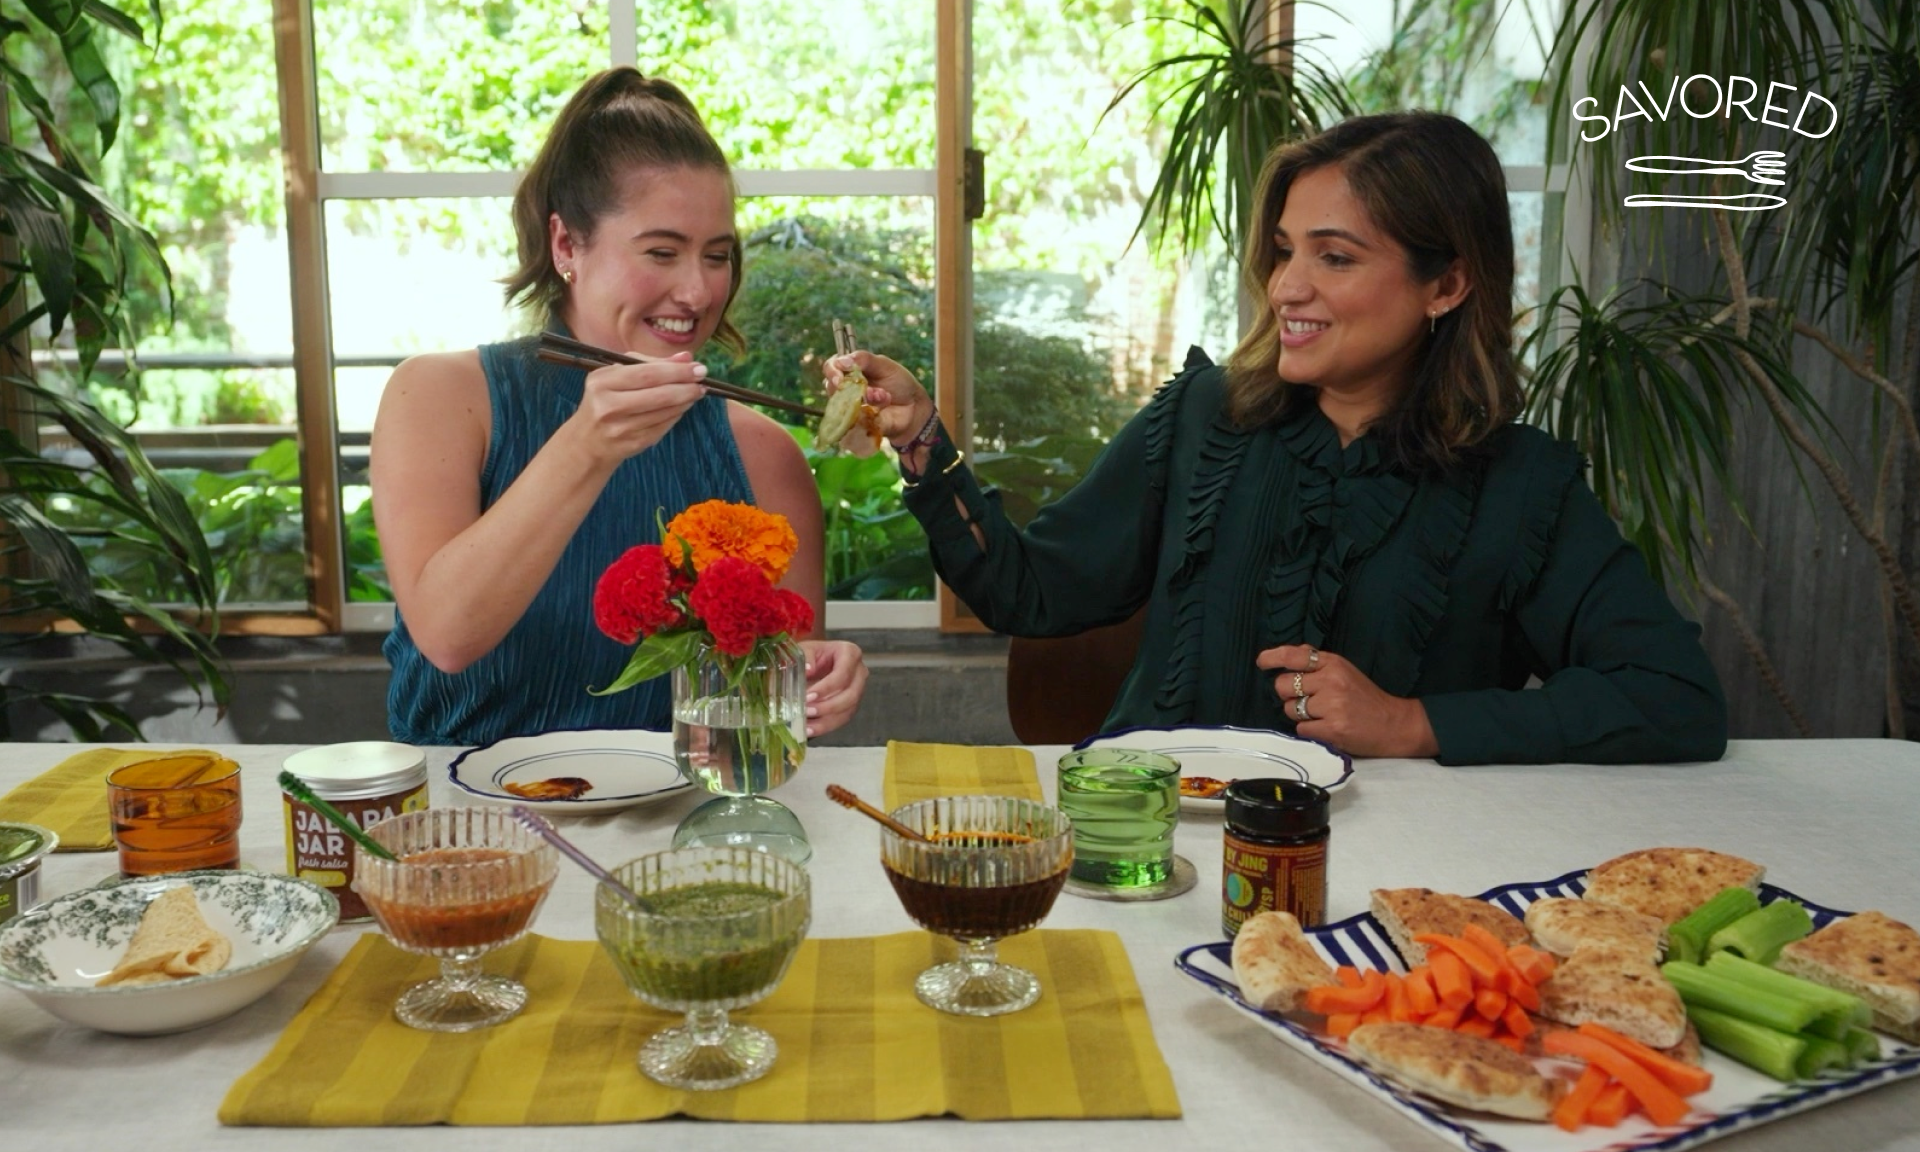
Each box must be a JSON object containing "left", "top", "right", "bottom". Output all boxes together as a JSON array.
[{"left": 1004, "top": 607, "right": 1148, "bottom": 745}]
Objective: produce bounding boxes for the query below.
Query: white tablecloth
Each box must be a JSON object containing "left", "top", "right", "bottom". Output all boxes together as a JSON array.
[{"left": 3, "top": 739, "right": 1917, "bottom": 1151}]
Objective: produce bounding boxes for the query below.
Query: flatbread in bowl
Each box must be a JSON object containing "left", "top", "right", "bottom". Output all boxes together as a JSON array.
[{"left": 0, "top": 870, "right": 338, "bottom": 1035}]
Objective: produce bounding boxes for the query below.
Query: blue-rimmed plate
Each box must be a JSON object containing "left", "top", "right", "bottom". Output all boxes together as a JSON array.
[
  {"left": 448, "top": 728, "right": 692, "bottom": 814},
  {"left": 1075, "top": 724, "right": 1354, "bottom": 805},
  {"left": 1177, "top": 869, "right": 1920, "bottom": 1152}
]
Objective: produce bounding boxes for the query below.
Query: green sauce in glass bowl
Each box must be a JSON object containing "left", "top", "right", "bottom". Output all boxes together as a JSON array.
[{"left": 604, "top": 881, "right": 805, "bottom": 1006}]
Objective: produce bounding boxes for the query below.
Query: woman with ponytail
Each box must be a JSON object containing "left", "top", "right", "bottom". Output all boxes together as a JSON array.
[{"left": 374, "top": 68, "right": 867, "bottom": 745}]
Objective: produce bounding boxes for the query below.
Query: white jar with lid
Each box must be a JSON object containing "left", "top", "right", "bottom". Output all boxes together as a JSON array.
[{"left": 282, "top": 741, "right": 429, "bottom": 921}]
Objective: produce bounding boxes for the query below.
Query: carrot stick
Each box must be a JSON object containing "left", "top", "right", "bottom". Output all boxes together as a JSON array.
[
  {"left": 1415, "top": 933, "right": 1503, "bottom": 983},
  {"left": 1490, "top": 1033, "right": 1526, "bottom": 1053},
  {"left": 1326, "top": 1011, "right": 1360, "bottom": 1039},
  {"left": 1305, "top": 968, "right": 1386, "bottom": 1015},
  {"left": 1543, "top": 1032, "right": 1692, "bottom": 1126},
  {"left": 1507, "top": 944, "right": 1557, "bottom": 985},
  {"left": 1553, "top": 1064, "right": 1610, "bottom": 1132},
  {"left": 1404, "top": 966, "right": 1439, "bottom": 1016},
  {"left": 1457, "top": 1014, "right": 1497, "bottom": 1039},
  {"left": 1384, "top": 972, "right": 1415, "bottom": 1023},
  {"left": 1501, "top": 1000, "right": 1535, "bottom": 1039},
  {"left": 1474, "top": 985, "right": 1510, "bottom": 1021},
  {"left": 1335, "top": 965, "right": 1365, "bottom": 989},
  {"left": 1430, "top": 951, "right": 1475, "bottom": 1008},
  {"left": 1589, "top": 1082, "right": 1634, "bottom": 1126},
  {"left": 1423, "top": 1005, "right": 1465, "bottom": 1029},
  {"left": 1361, "top": 1001, "right": 1393, "bottom": 1026},
  {"left": 1461, "top": 923, "right": 1518, "bottom": 971},
  {"left": 1575, "top": 1022, "right": 1715, "bottom": 1096},
  {"left": 1500, "top": 966, "right": 1542, "bottom": 1011}
]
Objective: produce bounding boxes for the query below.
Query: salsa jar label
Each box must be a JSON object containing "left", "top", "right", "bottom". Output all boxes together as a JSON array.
[
  {"left": 283, "top": 785, "right": 428, "bottom": 921},
  {"left": 1222, "top": 830, "right": 1327, "bottom": 937}
]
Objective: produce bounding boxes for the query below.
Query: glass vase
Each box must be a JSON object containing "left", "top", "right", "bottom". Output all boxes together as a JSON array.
[{"left": 670, "top": 637, "right": 811, "bottom": 865}]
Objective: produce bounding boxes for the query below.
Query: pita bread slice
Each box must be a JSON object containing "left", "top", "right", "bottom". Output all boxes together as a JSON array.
[
  {"left": 1536, "top": 943, "right": 1687, "bottom": 1048},
  {"left": 1524, "top": 896, "right": 1665, "bottom": 962},
  {"left": 96, "top": 886, "right": 232, "bottom": 987},
  {"left": 1346, "top": 1022, "right": 1563, "bottom": 1121},
  {"left": 1776, "top": 911, "right": 1920, "bottom": 1043},
  {"left": 1232, "top": 911, "right": 1337, "bottom": 1013},
  {"left": 1582, "top": 847, "right": 1763, "bottom": 926},
  {"left": 1371, "top": 888, "right": 1530, "bottom": 966}
]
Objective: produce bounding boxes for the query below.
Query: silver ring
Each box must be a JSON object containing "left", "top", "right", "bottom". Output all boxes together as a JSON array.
[
  {"left": 1294, "top": 695, "right": 1311, "bottom": 721},
  {"left": 1292, "top": 672, "right": 1306, "bottom": 699},
  {"left": 1307, "top": 647, "right": 1321, "bottom": 670}
]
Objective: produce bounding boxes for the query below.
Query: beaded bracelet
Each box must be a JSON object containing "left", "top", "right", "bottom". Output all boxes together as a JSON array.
[{"left": 893, "top": 407, "right": 943, "bottom": 454}]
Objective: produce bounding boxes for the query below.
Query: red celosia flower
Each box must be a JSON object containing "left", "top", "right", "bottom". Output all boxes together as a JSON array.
[
  {"left": 773, "top": 589, "right": 814, "bottom": 638},
  {"left": 593, "top": 544, "right": 683, "bottom": 644},
  {"left": 687, "top": 556, "right": 788, "bottom": 657}
]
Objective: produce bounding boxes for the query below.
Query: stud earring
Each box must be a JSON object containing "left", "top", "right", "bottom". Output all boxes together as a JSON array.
[
  {"left": 1429, "top": 310, "right": 1437, "bottom": 333},
  {"left": 560, "top": 268, "right": 575, "bottom": 285}
]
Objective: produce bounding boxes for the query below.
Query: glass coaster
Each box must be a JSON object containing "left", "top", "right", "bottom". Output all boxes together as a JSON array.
[{"left": 1062, "top": 854, "right": 1198, "bottom": 902}]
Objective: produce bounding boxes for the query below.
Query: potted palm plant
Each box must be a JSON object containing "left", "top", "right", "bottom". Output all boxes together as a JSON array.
[{"left": 0, "top": 2, "right": 228, "bottom": 739}]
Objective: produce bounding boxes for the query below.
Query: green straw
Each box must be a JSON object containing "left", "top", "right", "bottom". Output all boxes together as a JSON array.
[{"left": 277, "top": 770, "right": 398, "bottom": 861}]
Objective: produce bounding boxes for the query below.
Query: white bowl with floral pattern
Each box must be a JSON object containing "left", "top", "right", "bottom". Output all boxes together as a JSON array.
[{"left": 0, "top": 870, "right": 338, "bottom": 1035}]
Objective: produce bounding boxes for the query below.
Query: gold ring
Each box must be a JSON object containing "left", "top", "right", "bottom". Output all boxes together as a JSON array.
[{"left": 1292, "top": 672, "right": 1306, "bottom": 699}]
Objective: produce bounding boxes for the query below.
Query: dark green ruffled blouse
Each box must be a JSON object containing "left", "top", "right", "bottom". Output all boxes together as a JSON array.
[{"left": 904, "top": 352, "right": 1727, "bottom": 765}]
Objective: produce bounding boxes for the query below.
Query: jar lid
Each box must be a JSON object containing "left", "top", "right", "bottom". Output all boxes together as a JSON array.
[
  {"left": 0, "top": 821, "right": 58, "bottom": 879},
  {"left": 282, "top": 742, "right": 427, "bottom": 795},
  {"left": 1224, "top": 778, "right": 1330, "bottom": 838}
]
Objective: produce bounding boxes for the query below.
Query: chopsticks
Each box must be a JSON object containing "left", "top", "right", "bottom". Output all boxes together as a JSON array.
[{"left": 536, "top": 331, "right": 825, "bottom": 419}]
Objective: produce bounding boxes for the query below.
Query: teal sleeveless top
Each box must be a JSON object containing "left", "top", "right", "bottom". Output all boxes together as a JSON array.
[{"left": 384, "top": 335, "right": 756, "bottom": 745}]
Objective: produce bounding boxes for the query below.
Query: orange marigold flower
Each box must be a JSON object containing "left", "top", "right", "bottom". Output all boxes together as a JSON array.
[{"left": 664, "top": 500, "right": 798, "bottom": 585}]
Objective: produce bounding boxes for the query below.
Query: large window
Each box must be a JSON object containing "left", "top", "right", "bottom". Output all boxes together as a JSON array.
[{"left": 20, "top": 0, "right": 1568, "bottom": 637}]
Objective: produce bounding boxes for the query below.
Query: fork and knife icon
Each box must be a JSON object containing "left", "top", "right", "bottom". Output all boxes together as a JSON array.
[{"left": 1623, "top": 150, "right": 1787, "bottom": 211}]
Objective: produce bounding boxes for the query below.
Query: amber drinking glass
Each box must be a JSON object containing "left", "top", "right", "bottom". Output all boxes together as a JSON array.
[
  {"left": 596, "top": 847, "right": 811, "bottom": 1090},
  {"left": 354, "top": 808, "right": 558, "bottom": 1032},
  {"left": 881, "top": 796, "right": 1073, "bottom": 1017},
  {"left": 106, "top": 755, "right": 243, "bottom": 876}
]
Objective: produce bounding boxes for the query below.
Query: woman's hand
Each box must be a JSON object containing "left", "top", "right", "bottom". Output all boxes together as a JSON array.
[
  {"left": 1255, "top": 644, "right": 1439, "bottom": 758},
  {"left": 800, "top": 639, "right": 869, "bottom": 739},
  {"left": 825, "top": 350, "right": 933, "bottom": 449},
  {"left": 563, "top": 352, "right": 710, "bottom": 470}
]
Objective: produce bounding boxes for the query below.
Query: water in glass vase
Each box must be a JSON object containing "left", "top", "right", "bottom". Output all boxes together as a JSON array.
[{"left": 672, "top": 694, "right": 806, "bottom": 795}]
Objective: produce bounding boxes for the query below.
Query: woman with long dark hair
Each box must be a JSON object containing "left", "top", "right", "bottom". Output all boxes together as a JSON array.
[{"left": 834, "top": 111, "right": 1724, "bottom": 764}]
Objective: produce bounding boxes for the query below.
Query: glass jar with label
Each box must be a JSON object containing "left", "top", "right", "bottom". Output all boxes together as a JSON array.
[
  {"left": 1221, "top": 778, "right": 1329, "bottom": 938},
  {"left": 282, "top": 742, "right": 429, "bottom": 921}
]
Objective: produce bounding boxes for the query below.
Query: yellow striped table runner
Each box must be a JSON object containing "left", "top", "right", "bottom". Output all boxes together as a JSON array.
[
  {"left": 0, "top": 747, "right": 221, "bottom": 851},
  {"left": 882, "top": 740, "right": 1045, "bottom": 811},
  {"left": 221, "top": 929, "right": 1179, "bottom": 1125}
]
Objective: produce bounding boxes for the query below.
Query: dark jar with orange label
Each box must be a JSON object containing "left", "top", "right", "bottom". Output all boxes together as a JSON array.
[{"left": 1221, "top": 778, "right": 1329, "bottom": 938}]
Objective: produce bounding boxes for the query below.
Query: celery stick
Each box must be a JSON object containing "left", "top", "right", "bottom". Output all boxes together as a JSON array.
[
  {"left": 1707, "top": 900, "right": 1814, "bottom": 965},
  {"left": 1688, "top": 1005, "right": 1806, "bottom": 1080},
  {"left": 1702, "top": 951, "right": 1872, "bottom": 1039},
  {"left": 1795, "top": 1034, "right": 1851, "bottom": 1078},
  {"left": 1843, "top": 1026, "right": 1882, "bottom": 1066},
  {"left": 1662, "top": 960, "right": 1824, "bottom": 1033},
  {"left": 1670, "top": 886, "right": 1761, "bottom": 964}
]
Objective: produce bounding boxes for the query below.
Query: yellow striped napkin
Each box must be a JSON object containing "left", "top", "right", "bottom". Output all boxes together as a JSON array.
[
  {"left": 0, "top": 747, "right": 221, "bottom": 851},
  {"left": 882, "top": 740, "right": 1043, "bottom": 811},
  {"left": 222, "top": 929, "right": 1179, "bottom": 1125}
]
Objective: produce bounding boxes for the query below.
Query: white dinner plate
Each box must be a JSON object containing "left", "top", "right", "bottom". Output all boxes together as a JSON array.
[
  {"left": 1074, "top": 724, "right": 1354, "bottom": 806},
  {"left": 447, "top": 728, "right": 692, "bottom": 814},
  {"left": 1177, "top": 871, "right": 1920, "bottom": 1152}
]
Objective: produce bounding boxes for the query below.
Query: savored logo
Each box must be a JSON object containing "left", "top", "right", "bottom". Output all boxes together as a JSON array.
[{"left": 1571, "top": 75, "right": 1838, "bottom": 211}]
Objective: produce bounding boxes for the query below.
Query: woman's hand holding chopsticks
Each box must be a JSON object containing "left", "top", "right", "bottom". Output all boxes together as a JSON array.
[{"left": 562, "top": 352, "right": 711, "bottom": 470}]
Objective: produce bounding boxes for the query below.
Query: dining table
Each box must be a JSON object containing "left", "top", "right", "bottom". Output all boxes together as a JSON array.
[{"left": 2, "top": 737, "right": 1917, "bottom": 1152}]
